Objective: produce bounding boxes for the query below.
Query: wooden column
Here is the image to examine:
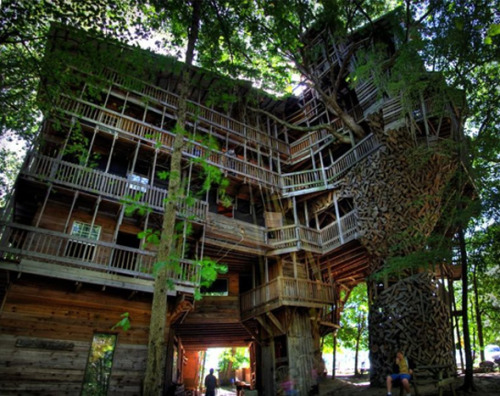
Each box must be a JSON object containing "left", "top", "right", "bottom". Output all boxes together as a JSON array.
[{"left": 333, "top": 193, "right": 344, "bottom": 245}]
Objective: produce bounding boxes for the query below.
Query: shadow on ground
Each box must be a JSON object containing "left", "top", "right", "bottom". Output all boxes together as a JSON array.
[{"left": 319, "top": 372, "right": 500, "bottom": 395}]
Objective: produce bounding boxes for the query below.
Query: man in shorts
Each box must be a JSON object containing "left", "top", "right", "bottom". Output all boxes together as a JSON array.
[{"left": 386, "top": 350, "right": 413, "bottom": 396}]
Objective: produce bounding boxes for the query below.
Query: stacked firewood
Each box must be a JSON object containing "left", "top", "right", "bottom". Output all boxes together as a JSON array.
[
  {"left": 340, "top": 113, "right": 458, "bottom": 263},
  {"left": 368, "top": 272, "right": 455, "bottom": 385}
]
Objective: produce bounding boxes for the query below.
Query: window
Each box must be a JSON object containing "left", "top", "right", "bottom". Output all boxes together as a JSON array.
[
  {"left": 201, "top": 278, "right": 228, "bottom": 296},
  {"left": 65, "top": 221, "right": 101, "bottom": 261},
  {"left": 71, "top": 221, "right": 102, "bottom": 240},
  {"left": 128, "top": 173, "right": 149, "bottom": 192},
  {"left": 81, "top": 333, "right": 117, "bottom": 396}
]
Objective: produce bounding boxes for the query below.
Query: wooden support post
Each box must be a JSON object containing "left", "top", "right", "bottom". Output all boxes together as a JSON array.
[
  {"left": 266, "top": 312, "right": 285, "bottom": 335},
  {"left": 319, "top": 153, "right": 328, "bottom": 187},
  {"left": 35, "top": 184, "right": 52, "bottom": 228},
  {"left": 105, "top": 133, "right": 118, "bottom": 173},
  {"left": 333, "top": 193, "right": 344, "bottom": 244},
  {"left": 84, "top": 128, "right": 98, "bottom": 168},
  {"left": 256, "top": 316, "right": 274, "bottom": 337},
  {"left": 292, "top": 252, "right": 298, "bottom": 279},
  {"left": 64, "top": 191, "right": 79, "bottom": 234},
  {"left": 420, "top": 92, "right": 431, "bottom": 141}
]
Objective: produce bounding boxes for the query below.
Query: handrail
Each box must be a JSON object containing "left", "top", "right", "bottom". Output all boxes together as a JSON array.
[
  {"left": 10, "top": 150, "right": 359, "bottom": 255},
  {"left": 267, "top": 210, "right": 358, "bottom": 254},
  {"left": 99, "top": 68, "right": 291, "bottom": 155},
  {"left": 22, "top": 152, "right": 208, "bottom": 220},
  {"left": 240, "top": 276, "right": 335, "bottom": 314},
  {"left": 282, "top": 133, "right": 380, "bottom": 197},
  {"left": 56, "top": 96, "right": 380, "bottom": 197},
  {"left": 0, "top": 222, "right": 200, "bottom": 287},
  {"left": 56, "top": 96, "right": 282, "bottom": 190}
]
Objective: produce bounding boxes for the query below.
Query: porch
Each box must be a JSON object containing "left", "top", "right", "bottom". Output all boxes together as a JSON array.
[{"left": 0, "top": 222, "right": 200, "bottom": 294}]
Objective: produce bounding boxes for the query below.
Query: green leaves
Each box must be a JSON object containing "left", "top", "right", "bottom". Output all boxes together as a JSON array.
[
  {"left": 121, "top": 193, "right": 152, "bottom": 216},
  {"left": 111, "top": 312, "right": 131, "bottom": 332}
]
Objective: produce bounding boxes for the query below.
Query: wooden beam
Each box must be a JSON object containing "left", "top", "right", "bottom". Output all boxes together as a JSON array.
[
  {"left": 255, "top": 316, "right": 274, "bottom": 337},
  {"left": 266, "top": 312, "right": 285, "bottom": 335},
  {"left": 319, "top": 321, "right": 341, "bottom": 329}
]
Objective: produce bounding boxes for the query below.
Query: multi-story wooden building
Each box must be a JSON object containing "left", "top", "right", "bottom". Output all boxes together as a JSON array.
[{"left": 0, "top": 12, "right": 464, "bottom": 396}]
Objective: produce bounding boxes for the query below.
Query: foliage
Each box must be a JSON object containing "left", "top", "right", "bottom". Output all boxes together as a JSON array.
[
  {"left": 81, "top": 333, "right": 117, "bottom": 396},
  {"left": 0, "top": 145, "right": 24, "bottom": 206},
  {"left": 111, "top": 312, "right": 131, "bottom": 332},
  {"left": 217, "top": 348, "right": 250, "bottom": 373},
  {"left": 467, "top": 223, "right": 500, "bottom": 345},
  {"left": 0, "top": 0, "right": 136, "bottom": 141},
  {"left": 336, "top": 283, "right": 369, "bottom": 352}
]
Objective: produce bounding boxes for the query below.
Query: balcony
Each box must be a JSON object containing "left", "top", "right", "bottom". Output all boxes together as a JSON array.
[
  {"left": 281, "top": 133, "right": 380, "bottom": 197},
  {"left": 57, "top": 95, "right": 381, "bottom": 198},
  {"left": 267, "top": 209, "right": 358, "bottom": 255},
  {"left": 19, "top": 151, "right": 360, "bottom": 257},
  {"left": 0, "top": 223, "right": 200, "bottom": 294},
  {"left": 22, "top": 153, "right": 207, "bottom": 220},
  {"left": 240, "top": 276, "right": 335, "bottom": 320},
  {"left": 98, "top": 68, "right": 291, "bottom": 155}
]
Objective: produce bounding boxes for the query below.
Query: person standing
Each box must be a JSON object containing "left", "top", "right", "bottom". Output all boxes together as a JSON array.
[{"left": 204, "top": 368, "right": 217, "bottom": 396}]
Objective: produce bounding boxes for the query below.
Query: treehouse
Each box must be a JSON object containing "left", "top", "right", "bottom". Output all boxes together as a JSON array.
[{"left": 0, "top": 11, "right": 467, "bottom": 395}]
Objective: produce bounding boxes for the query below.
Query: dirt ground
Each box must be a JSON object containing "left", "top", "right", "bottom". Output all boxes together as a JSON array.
[{"left": 319, "top": 372, "right": 500, "bottom": 395}]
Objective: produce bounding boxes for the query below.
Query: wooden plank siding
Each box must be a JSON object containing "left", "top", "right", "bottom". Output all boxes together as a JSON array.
[{"left": 0, "top": 279, "right": 151, "bottom": 395}]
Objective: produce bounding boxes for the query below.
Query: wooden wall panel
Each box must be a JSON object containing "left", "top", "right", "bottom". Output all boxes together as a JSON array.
[
  {"left": 228, "top": 272, "right": 239, "bottom": 296},
  {"left": 0, "top": 278, "right": 152, "bottom": 395}
]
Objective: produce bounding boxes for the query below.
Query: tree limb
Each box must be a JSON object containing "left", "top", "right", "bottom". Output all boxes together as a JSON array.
[{"left": 248, "top": 105, "right": 350, "bottom": 144}]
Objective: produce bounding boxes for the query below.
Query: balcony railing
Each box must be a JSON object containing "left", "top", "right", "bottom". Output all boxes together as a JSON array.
[
  {"left": 20, "top": 151, "right": 359, "bottom": 256},
  {"left": 22, "top": 153, "right": 207, "bottom": 220},
  {"left": 267, "top": 210, "right": 358, "bottom": 254},
  {"left": 99, "top": 68, "right": 290, "bottom": 155},
  {"left": 56, "top": 95, "right": 381, "bottom": 197},
  {"left": 282, "top": 133, "right": 380, "bottom": 197},
  {"left": 0, "top": 223, "right": 200, "bottom": 290},
  {"left": 240, "top": 276, "right": 335, "bottom": 318},
  {"left": 57, "top": 96, "right": 282, "bottom": 190}
]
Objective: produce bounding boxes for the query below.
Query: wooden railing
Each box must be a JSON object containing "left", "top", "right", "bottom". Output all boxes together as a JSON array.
[
  {"left": 22, "top": 153, "right": 207, "bottom": 219},
  {"left": 282, "top": 133, "right": 380, "bottom": 196},
  {"left": 240, "top": 276, "right": 335, "bottom": 316},
  {"left": 57, "top": 96, "right": 380, "bottom": 197},
  {"left": 57, "top": 96, "right": 283, "bottom": 189},
  {"left": 267, "top": 210, "right": 358, "bottom": 254},
  {"left": 21, "top": 151, "right": 358, "bottom": 254},
  {"left": 0, "top": 223, "right": 200, "bottom": 288},
  {"left": 287, "top": 102, "right": 364, "bottom": 163},
  {"left": 354, "top": 77, "right": 379, "bottom": 112},
  {"left": 100, "top": 68, "right": 290, "bottom": 155},
  {"left": 206, "top": 213, "right": 267, "bottom": 244}
]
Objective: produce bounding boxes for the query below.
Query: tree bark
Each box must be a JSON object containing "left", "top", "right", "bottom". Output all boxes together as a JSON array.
[
  {"left": 143, "top": 1, "right": 202, "bottom": 394},
  {"left": 458, "top": 226, "right": 475, "bottom": 391},
  {"left": 354, "top": 311, "right": 365, "bottom": 376},
  {"left": 473, "top": 265, "right": 485, "bottom": 362}
]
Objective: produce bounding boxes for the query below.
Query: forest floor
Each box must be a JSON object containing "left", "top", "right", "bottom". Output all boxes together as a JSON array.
[
  {"left": 319, "top": 372, "right": 500, "bottom": 395},
  {"left": 215, "top": 372, "right": 500, "bottom": 395}
]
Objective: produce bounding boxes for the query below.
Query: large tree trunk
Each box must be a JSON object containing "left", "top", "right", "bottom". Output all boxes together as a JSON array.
[
  {"left": 458, "top": 226, "right": 475, "bottom": 392},
  {"left": 473, "top": 265, "right": 485, "bottom": 362},
  {"left": 143, "top": 1, "right": 202, "bottom": 394},
  {"left": 354, "top": 312, "right": 365, "bottom": 376}
]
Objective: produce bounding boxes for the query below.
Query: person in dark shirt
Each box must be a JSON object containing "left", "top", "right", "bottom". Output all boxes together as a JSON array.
[{"left": 204, "top": 368, "right": 217, "bottom": 396}]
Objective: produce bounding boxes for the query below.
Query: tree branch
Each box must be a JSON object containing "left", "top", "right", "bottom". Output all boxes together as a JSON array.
[{"left": 248, "top": 105, "right": 350, "bottom": 144}]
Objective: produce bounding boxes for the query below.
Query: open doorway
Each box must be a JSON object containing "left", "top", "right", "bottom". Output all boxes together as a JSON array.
[{"left": 183, "top": 347, "right": 251, "bottom": 396}]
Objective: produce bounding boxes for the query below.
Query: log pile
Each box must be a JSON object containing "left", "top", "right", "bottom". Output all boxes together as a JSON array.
[
  {"left": 339, "top": 113, "right": 458, "bottom": 266},
  {"left": 368, "top": 272, "right": 454, "bottom": 386},
  {"left": 336, "top": 114, "right": 459, "bottom": 384}
]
